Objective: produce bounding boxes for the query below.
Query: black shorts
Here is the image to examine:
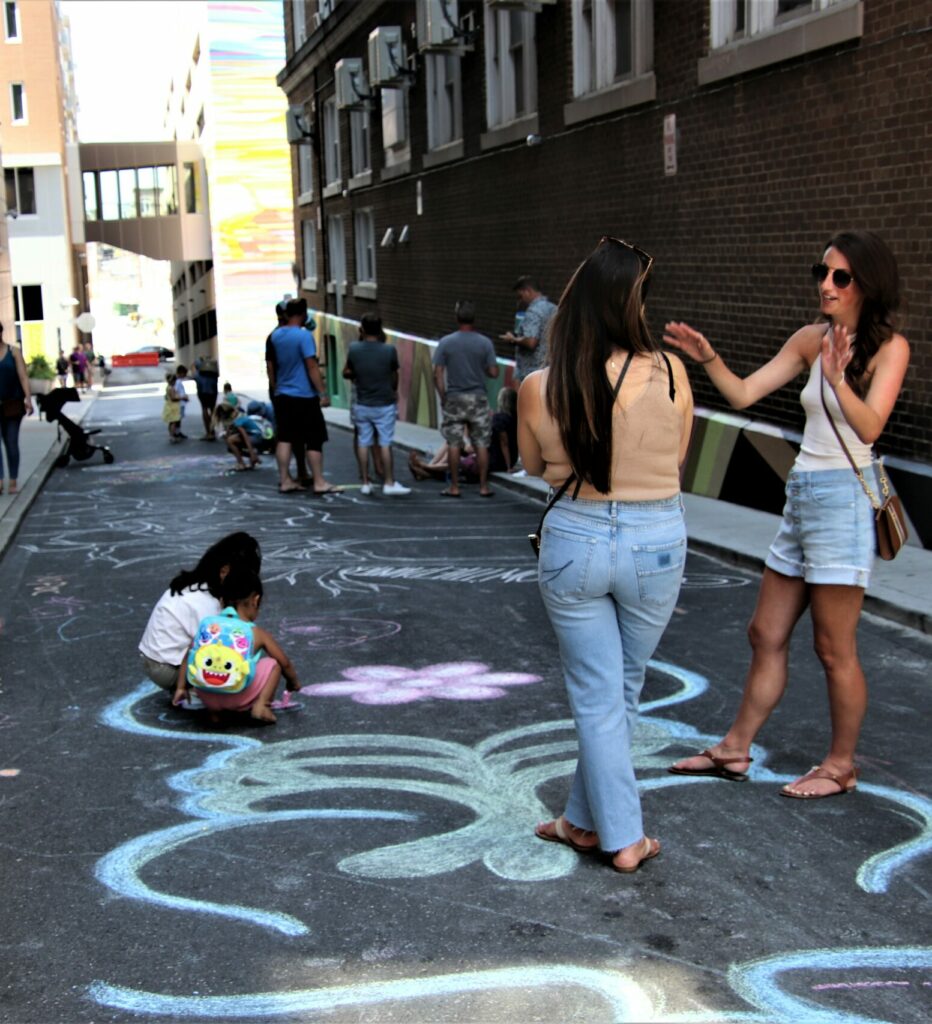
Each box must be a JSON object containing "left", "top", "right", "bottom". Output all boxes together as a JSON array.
[
  {"left": 197, "top": 389, "right": 218, "bottom": 410},
  {"left": 273, "top": 394, "right": 328, "bottom": 450}
]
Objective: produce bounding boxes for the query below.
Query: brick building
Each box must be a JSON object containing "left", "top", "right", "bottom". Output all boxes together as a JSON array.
[{"left": 277, "top": 0, "right": 931, "bottom": 539}]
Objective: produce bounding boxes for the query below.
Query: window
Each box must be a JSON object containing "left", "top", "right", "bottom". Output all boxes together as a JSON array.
[
  {"left": 136, "top": 167, "right": 158, "bottom": 216},
  {"left": 82, "top": 171, "right": 98, "bottom": 221},
  {"left": 157, "top": 164, "right": 178, "bottom": 214},
  {"left": 118, "top": 168, "right": 138, "bottom": 218},
  {"left": 99, "top": 170, "right": 119, "bottom": 220},
  {"left": 381, "top": 87, "right": 408, "bottom": 151},
  {"left": 10, "top": 81, "right": 26, "bottom": 123},
  {"left": 327, "top": 215, "right": 345, "bottom": 289},
  {"left": 425, "top": 53, "right": 462, "bottom": 150},
  {"left": 354, "top": 210, "right": 376, "bottom": 285},
  {"left": 323, "top": 97, "right": 341, "bottom": 186},
  {"left": 571, "top": 0, "right": 651, "bottom": 97},
  {"left": 292, "top": 0, "right": 307, "bottom": 51},
  {"left": 4, "top": 1, "right": 20, "bottom": 42},
  {"left": 485, "top": 6, "right": 537, "bottom": 128},
  {"left": 183, "top": 161, "right": 202, "bottom": 213},
  {"left": 350, "top": 109, "right": 371, "bottom": 178},
  {"left": 13, "top": 284, "right": 43, "bottom": 323},
  {"left": 301, "top": 219, "right": 317, "bottom": 285},
  {"left": 702, "top": 0, "right": 861, "bottom": 84},
  {"left": 196, "top": 107, "right": 205, "bottom": 137},
  {"left": 4, "top": 166, "right": 35, "bottom": 215},
  {"left": 297, "top": 142, "right": 313, "bottom": 201}
]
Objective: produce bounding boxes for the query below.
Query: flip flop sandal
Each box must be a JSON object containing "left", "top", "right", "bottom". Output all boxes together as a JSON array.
[
  {"left": 440, "top": 489, "right": 462, "bottom": 498},
  {"left": 534, "top": 817, "right": 600, "bottom": 854},
  {"left": 780, "top": 764, "right": 857, "bottom": 800},
  {"left": 612, "top": 837, "right": 661, "bottom": 874},
  {"left": 668, "top": 748, "right": 752, "bottom": 782}
]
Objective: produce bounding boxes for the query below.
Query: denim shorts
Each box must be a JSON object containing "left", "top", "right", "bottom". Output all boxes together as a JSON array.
[
  {"left": 765, "top": 467, "right": 876, "bottom": 588},
  {"left": 352, "top": 403, "right": 397, "bottom": 446}
]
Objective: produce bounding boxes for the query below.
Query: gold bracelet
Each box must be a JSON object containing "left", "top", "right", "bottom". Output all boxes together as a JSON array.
[{"left": 698, "top": 352, "right": 719, "bottom": 365}]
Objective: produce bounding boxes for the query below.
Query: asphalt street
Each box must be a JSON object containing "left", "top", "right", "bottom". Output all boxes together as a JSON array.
[{"left": 1, "top": 380, "right": 930, "bottom": 1024}]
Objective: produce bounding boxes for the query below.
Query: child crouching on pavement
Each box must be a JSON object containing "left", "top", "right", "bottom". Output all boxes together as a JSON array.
[{"left": 173, "top": 568, "right": 300, "bottom": 724}]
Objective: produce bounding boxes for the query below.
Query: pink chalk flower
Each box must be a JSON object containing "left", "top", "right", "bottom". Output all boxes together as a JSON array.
[{"left": 301, "top": 661, "right": 542, "bottom": 705}]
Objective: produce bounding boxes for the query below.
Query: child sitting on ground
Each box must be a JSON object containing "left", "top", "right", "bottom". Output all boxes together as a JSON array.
[
  {"left": 162, "top": 372, "right": 183, "bottom": 442},
  {"left": 138, "top": 532, "right": 261, "bottom": 692},
  {"left": 173, "top": 568, "right": 300, "bottom": 724},
  {"left": 211, "top": 386, "right": 240, "bottom": 437}
]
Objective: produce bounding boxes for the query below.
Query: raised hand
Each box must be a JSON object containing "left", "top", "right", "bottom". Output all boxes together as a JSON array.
[
  {"left": 822, "top": 324, "right": 854, "bottom": 388},
  {"left": 663, "top": 321, "right": 717, "bottom": 364}
]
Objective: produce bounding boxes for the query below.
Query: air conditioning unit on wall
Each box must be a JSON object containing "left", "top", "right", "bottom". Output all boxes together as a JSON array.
[
  {"left": 416, "top": 0, "right": 459, "bottom": 52},
  {"left": 334, "top": 58, "right": 368, "bottom": 110},
  {"left": 368, "top": 26, "right": 408, "bottom": 87}
]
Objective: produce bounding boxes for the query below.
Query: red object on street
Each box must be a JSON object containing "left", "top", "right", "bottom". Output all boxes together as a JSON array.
[{"left": 112, "top": 352, "right": 159, "bottom": 367}]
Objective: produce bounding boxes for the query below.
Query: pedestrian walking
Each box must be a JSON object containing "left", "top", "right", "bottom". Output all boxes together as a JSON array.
[
  {"left": 173, "top": 365, "right": 190, "bottom": 438},
  {"left": 519, "top": 237, "right": 693, "bottom": 872},
  {"left": 266, "top": 297, "right": 341, "bottom": 495},
  {"left": 665, "top": 230, "right": 910, "bottom": 799},
  {"left": 431, "top": 300, "right": 500, "bottom": 498},
  {"left": 342, "top": 314, "right": 410, "bottom": 496},
  {"left": 138, "top": 532, "right": 262, "bottom": 693},
  {"left": 0, "top": 324, "right": 34, "bottom": 496},
  {"left": 174, "top": 568, "right": 301, "bottom": 725},
  {"left": 55, "top": 351, "right": 70, "bottom": 388},
  {"left": 69, "top": 343, "right": 87, "bottom": 390}
]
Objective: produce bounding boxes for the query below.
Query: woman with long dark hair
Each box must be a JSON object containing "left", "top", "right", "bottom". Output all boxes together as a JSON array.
[
  {"left": 665, "top": 230, "right": 909, "bottom": 798},
  {"left": 0, "top": 323, "right": 34, "bottom": 495},
  {"left": 518, "top": 238, "right": 694, "bottom": 872}
]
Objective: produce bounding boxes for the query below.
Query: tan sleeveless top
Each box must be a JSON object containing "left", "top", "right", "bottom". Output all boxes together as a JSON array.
[{"left": 531, "top": 355, "right": 691, "bottom": 501}]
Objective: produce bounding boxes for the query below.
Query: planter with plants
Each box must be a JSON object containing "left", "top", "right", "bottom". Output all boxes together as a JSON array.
[{"left": 27, "top": 355, "right": 56, "bottom": 395}]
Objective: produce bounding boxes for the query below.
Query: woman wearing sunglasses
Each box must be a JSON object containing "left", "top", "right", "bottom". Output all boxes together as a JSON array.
[
  {"left": 664, "top": 230, "right": 909, "bottom": 798},
  {"left": 518, "top": 238, "right": 694, "bottom": 871}
]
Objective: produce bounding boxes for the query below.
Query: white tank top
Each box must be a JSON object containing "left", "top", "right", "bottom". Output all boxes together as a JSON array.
[{"left": 794, "top": 355, "right": 872, "bottom": 472}]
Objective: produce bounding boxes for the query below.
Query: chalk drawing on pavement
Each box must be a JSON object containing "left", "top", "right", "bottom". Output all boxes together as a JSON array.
[{"left": 278, "top": 616, "right": 402, "bottom": 649}]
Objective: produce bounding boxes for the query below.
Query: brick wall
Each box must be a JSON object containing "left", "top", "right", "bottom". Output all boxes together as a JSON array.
[{"left": 284, "top": 0, "right": 931, "bottom": 462}]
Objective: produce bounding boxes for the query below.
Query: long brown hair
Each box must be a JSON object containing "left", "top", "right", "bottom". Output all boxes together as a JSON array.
[
  {"left": 545, "top": 239, "right": 658, "bottom": 493},
  {"left": 823, "top": 230, "right": 900, "bottom": 397}
]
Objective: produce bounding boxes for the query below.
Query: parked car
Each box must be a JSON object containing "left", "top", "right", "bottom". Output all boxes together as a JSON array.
[{"left": 132, "top": 345, "right": 174, "bottom": 361}]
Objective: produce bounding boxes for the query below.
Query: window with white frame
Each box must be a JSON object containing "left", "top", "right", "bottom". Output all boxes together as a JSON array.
[
  {"left": 297, "top": 142, "right": 313, "bottom": 201},
  {"left": 327, "top": 214, "right": 346, "bottom": 291},
  {"left": 425, "top": 52, "right": 462, "bottom": 150},
  {"left": 292, "top": 0, "right": 307, "bottom": 51},
  {"left": 381, "top": 87, "right": 408, "bottom": 151},
  {"left": 323, "top": 97, "right": 341, "bottom": 185},
  {"left": 702, "top": 0, "right": 860, "bottom": 84},
  {"left": 572, "top": 0, "right": 652, "bottom": 98},
  {"left": 4, "top": 165, "right": 35, "bottom": 215},
  {"left": 10, "top": 81, "right": 26, "bottom": 123},
  {"left": 710, "top": 0, "right": 845, "bottom": 48},
  {"left": 4, "top": 1, "right": 20, "bottom": 42},
  {"left": 354, "top": 210, "right": 376, "bottom": 285},
  {"left": 350, "top": 108, "right": 371, "bottom": 178},
  {"left": 485, "top": 6, "right": 537, "bottom": 128},
  {"left": 301, "top": 219, "right": 317, "bottom": 285}
]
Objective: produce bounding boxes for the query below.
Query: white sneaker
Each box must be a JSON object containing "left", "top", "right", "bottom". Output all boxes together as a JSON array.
[
  {"left": 383, "top": 481, "right": 411, "bottom": 496},
  {"left": 360, "top": 483, "right": 372, "bottom": 496}
]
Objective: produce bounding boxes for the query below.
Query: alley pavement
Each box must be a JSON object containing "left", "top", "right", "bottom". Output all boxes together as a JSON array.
[{"left": 0, "top": 373, "right": 929, "bottom": 1024}]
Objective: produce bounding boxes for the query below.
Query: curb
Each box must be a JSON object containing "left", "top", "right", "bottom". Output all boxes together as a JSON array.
[{"left": 0, "top": 433, "right": 67, "bottom": 560}]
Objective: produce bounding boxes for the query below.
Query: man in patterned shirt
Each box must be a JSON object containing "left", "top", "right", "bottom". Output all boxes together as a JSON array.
[{"left": 499, "top": 275, "right": 557, "bottom": 384}]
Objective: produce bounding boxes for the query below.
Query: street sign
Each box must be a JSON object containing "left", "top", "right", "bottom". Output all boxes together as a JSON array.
[{"left": 74, "top": 312, "right": 96, "bottom": 333}]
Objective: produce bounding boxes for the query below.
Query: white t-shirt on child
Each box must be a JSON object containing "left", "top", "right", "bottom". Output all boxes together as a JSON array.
[{"left": 138, "top": 585, "right": 222, "bottom": 666}]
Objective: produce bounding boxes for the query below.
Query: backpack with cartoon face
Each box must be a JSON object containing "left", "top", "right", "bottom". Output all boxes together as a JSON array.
[{"left": 186, "top": 607, "right": 260, "bottom": 694}]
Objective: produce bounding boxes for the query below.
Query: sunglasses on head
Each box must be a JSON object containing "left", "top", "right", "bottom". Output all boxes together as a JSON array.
[
  {"left": 811, "top": 263, "right": 854, "bottom": 289},
  {"left": 600, "top": 236, "right": 654, "bottom": 275}
]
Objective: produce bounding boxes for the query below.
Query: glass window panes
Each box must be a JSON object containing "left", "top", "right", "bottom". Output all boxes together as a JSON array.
[
  {"left": 6, "top": 166, "right": 36, "bottom": 215},
  {"left": 350, "top": 109, "right": 371, "bottom": 176},
  {"left": 3, "top": 168, "right": 15, "bottom": 212},
  {"left": 21, "top": 284, "right": 43, "bottom": 321},
  {"left": 298, "top": 142, "right": 313, "bottom": 196},
  {"left": 614, "top": 0, "right": 633, "bottom": 79},
  {"left": 118, "top": 168, "right": 138, "bottom": 218},
  {"left": 99, "top": 170, "right": 119, "bottom": 220},
  {"left": 381, "top": 88, "right": 407, "bottom": 150},
  {"left": 136, "top": 167, "right": 157, "bottom": 216},
  {"left": 183, "top": 162, "right": 201, "bottom": 213},
  {"left": 5, "top": 1, "right": 20, "bottom": 41},
  {"left": 324, "top": 98, "right": 341, "bottom": 184},
  {"left": 157, "top": 165, "right": 178, "bottom": 214},
  {"left": 82, "top": 171, "right": 98, "bottom": 220},
  {"left": 302, "top": 219, "right": 317, "bottom": 282},
  {"left": 354, "top": 211, "right": 376, "bottom": 284},
  {"left": 11, "top": 82, "right": 26, "bottom": 121}
]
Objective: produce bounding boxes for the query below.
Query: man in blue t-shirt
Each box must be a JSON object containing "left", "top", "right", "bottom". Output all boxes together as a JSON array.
[
  {"left": 266, "top": 298, "right": 341, "bottom": 494},
  {"left": 431, "top": 300, "right": 500, "bottom": 498}
]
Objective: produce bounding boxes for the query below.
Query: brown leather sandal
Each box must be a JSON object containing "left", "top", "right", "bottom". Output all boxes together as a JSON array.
[
  {"left": 534, "top": 816, "right": 600, "bottom": 854},
  {"left": 780, "top": 764, "right": 857, "bottom": 799},
  {"left": 668, "top": 748, "right": 753, "bottom": 782}
]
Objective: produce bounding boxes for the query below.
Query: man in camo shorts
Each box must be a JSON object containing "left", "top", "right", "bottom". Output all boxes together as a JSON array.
[{"left": 431, "top": 300, "right": 500, "bottom": 497}]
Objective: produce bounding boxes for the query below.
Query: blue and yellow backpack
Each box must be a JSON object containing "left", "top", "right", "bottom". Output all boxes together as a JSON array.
[{"left": 186, "top": 607, "right": 260, "bottom": 694}]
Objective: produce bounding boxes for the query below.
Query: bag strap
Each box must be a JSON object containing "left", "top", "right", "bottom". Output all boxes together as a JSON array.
[
  {"left": 537, "top": 351, "right": 634, "bottom": 523},
  {"left": 818, "top": 364, "right": 890, "bottom": 511}
]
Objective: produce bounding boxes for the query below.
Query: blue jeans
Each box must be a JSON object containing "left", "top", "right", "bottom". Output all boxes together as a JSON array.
[
  {"left": 0, "top": 413, "right": 23, "bottom": 480},
  {"left": 538, "top": 494, "right": 686, "bottom": 851}
]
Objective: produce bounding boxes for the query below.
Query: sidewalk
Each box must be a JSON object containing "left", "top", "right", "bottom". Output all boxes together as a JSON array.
[{"left": 2, "top": 396, "right": 927, "bottom": 633}]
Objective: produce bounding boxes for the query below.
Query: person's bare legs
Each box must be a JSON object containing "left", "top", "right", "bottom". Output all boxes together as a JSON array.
[
  {"left": 276, "top": 441, "right": 301, "bottom": 491},
  {"left": 671, "top": 568, "right": 809, "bottom": 774},
  {"left": 227, "top": 432, "right": 247, "bottom": 469},
  {"left": 446, "top": 445, "right": 462, "bottom": 495},
  {"left": 476, "top": 445, "right": 491, "bottom": 495},
  {"left": 355, "top": 443, "right": 371, "bottom": 488},
  {"left": 378, "top": 445, "right": 395, "bottom": 486},
  {"left": 250, "top": 662, "right": 282, "bottom": 723},
  {"left": 782, "top": 584, "right": 866, "bottom": 796},
  {"left": 306, "top": 449, "right": 340, "bottom": 493}
]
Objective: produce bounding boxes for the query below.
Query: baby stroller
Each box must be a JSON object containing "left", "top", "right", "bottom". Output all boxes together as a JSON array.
[{"left": 36, "top": 388, "right": 115, "bottom": 467}]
